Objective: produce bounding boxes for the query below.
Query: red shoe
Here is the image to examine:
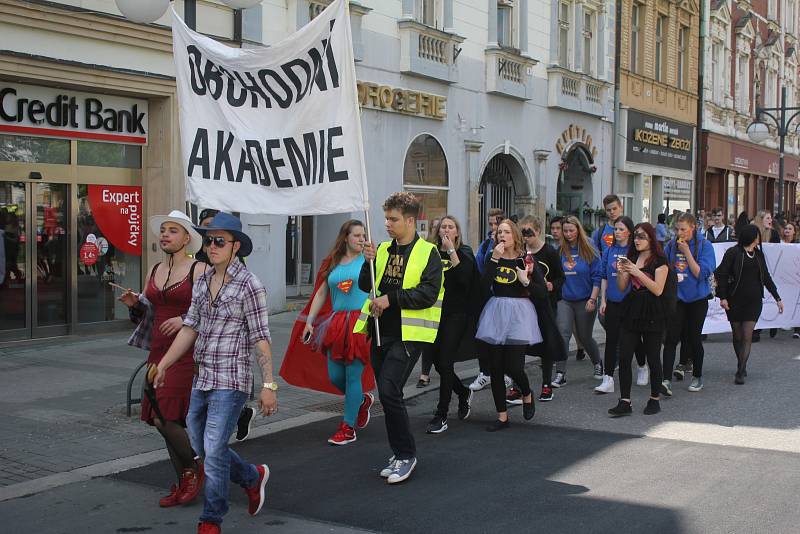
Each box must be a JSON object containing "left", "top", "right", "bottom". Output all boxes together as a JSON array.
[
  {"left": 177, "top": 464, "right": 203, "bottom": 505},
  {"left": 356, "top": 393, "right": 374, "bottom": 429},
  {"left": 244, "top": 464, "right": 269, "bottom": 516},
  {"left": 197, "top": 521, "right": 221, "bottom": 534},
  {"left": 327, "top": 422, "right": 357, "bottom": 445},
  {"left": 158, "top": 483, "right": 181, "bottom": 507}
]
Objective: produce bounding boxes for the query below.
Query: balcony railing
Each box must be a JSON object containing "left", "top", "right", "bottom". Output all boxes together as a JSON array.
[
  {"left": 398, "top": 19, "right": 464, "bottom": 84},
  {"left": 485, "top": 47, "right": 538, "bottom": 100},
  {"left": 547, "top": 66, "right": 611, "bottom": 117}
]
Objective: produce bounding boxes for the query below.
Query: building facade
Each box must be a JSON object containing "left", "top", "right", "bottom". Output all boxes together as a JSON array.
[
  {"left": 0, "top": 0, "right": 617, "bottom": 341},
  {"left": 615, "top": 0, "right": 701, "bottom": 222},
  {"left": 698, "top": 0, "right": 800, "bottom": 221}
]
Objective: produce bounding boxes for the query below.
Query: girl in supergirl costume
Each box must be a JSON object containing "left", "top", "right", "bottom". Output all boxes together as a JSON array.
[{"left": 476, "top": 219, "right": 544, "bottom": 431}]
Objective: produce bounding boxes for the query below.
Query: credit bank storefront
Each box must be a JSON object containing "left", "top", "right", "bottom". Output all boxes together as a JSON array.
[{"left": 0, "top": 79, "right": 166, "bottom": 342}]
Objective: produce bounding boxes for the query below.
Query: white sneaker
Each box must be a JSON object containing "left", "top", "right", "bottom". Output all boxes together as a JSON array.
[
  {"left": 379, "top": 456, "right": 398, "bottom": 478},
  {"left": 469, "top": 373, "right": 491, "bottom": 391},
  {"left": 636, "top": 366, "right": 649, "bottom": 386},
  {"left": 552, "top": 371, "right": 566, "bottom": 388},
  {"left": 504, "top": 375, "right": 513, "bottom": 388},
  {"left": 387, "top": 458, "right": 417, "bottom": 484},
  {"left": 594, "top": 375, "right": 614, "bottom": 394}
]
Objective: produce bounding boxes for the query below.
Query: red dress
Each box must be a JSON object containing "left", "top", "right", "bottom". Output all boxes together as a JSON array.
[{"left": 140, "top": 271, "right": 195, "bottom": 425}]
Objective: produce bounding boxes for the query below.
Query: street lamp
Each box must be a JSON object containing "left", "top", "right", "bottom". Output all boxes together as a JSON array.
[{"left": 747, "top": 86, "right": 800, "bottom": 222}]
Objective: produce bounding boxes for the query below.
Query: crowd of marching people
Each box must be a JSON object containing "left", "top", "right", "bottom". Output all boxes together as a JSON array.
[{"left": 117, "top": 192, "right": 794, "bottom": 533}]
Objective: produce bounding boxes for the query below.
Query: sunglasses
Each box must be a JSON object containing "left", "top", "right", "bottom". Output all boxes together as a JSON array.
[
  {"left": 521, "top": 228, "right": 535, "bottom": 237},
  {"left": 633, "top": 232, "right": 649, "bottom": 240},
  {"left": 203, "top": 236, "right": 235, "bottom": 248}
]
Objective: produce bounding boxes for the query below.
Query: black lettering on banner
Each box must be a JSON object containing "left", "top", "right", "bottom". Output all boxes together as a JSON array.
[
  {"left": 85, "top": 98, "right": 103, "bottom": 129},
  {"left": 204, "top": 60, "right": 224, "bottom": 100},
  {"left": 232, "top": 71, "right": 271, "bottom": 108},
  {"left": 219, "top": 66, "right": 248, "bottom": 108},
  {"left": 265, "top": 139, "right": 292, "bottom": 188},
  {"left": 188, "top": 128, "right": 210, "bottom": 179},
  {"left": 306, "top": 48, "right": 328, "bottom": 95},
  {"left": 318, "top": 129, "right": 326, "bottom": 183},
  {"left": 324, "top": 29, "right": 340, "bottom": 89},
  {"left": 326, "top": 126, "right": 348, "bottom": 182},
  {"left": 257, "top": 69, "right": 293, "bottom": 109},
  {"left": 213, "top": 130, "right": 235, "bottom": 181},
  {"left": 281, "top": 59, "right": 313, "bottom": 104},
  {"left": 245, "top": 140, "right": 271, "bottom": 186},
  {"left": 284, "top": 133, "right": 318, "bottom": 186},
  {"left": 235, "top": 148, "right": 258, "bottom": 184},
  {"left": 187, "top": 45, "right": 207, "bottom": 95}
]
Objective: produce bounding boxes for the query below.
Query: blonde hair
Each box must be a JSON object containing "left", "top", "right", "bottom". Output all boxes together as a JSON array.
[
  {"left": 435, "top": 215, "right": 463, "bottom": 250},
  {"left": 754, "top": 210, "right": 773, "bottom": 243},
  {"left": 517, "top": 214, "right": 543, "bottom": 233},
  {"left": 559, "top": 215, "right": 598, "bottom": 263},
  {"left": 498, "top": 219, "right": 523, "bottom": 256}
]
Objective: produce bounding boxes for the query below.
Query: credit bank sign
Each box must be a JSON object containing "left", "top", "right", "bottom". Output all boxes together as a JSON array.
[{"left": 0, "top": 83, "right": 148, "bottom": 145}]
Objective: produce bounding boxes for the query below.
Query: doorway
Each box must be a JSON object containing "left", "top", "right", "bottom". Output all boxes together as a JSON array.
[
  {"left": 285, "top": 215, "right": 314, "bottom": 297},
  {"left": 1, "top": 181, "right": 70, "bottom": 340}
]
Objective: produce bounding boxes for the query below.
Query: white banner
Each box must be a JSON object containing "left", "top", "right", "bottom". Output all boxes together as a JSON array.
[
  {"left": 703, "top": 243, "right": 800, "bottom": 334},
  {"left": 171, "top": 0, "right": 368, "bottom": 215}
]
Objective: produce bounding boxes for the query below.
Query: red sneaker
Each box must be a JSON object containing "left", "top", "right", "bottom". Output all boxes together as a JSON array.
[
  {"left": 244, "top": 464, "right": 269, "bottom": 516},
  {"left": 356, "top": 393, "right": 374, "bottom": 429},
  {"left": 177, "top": 464, "right": 203, "bottom": 505},
  {"left": 159, "top": 483, "right": 181, "bottom": 507},
  {"left": 197, "top": 521, "right": 221, "bottom": 534},
  {"left": 327, "top": 422, "right": 357, "bottom": 445}
]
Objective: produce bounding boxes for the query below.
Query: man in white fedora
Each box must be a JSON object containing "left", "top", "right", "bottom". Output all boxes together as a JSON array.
[{"left": 119, "top": 209, "right": 206, "bottom": 508}]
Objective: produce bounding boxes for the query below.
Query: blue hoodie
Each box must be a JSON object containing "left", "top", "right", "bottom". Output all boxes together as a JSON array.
[
  {"left": 476, "top": 231, "right": 495, "bottom": 274},
  {"left": 561, "top": 246, "right": 602, "bottom": 301},
  {"left": 664, "top": 233, "right": 716, "bottom": 303},
  {"left": 591, "top": 223, "right": 616, "bottom": 254},
  {"left": 601, "top": 244, "right": 631, "bottom": 303}
]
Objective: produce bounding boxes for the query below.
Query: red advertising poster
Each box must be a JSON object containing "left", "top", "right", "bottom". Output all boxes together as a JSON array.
[
  {"left": 87, "top": 185, "right": 142, "bottom": 256},
  {"left": 80, "top": 242, "right": 99, "bottom": 266}
]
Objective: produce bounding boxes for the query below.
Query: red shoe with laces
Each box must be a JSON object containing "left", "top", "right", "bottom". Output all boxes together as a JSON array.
[
  {"left": 197, "top": 521, "right": 221, "bottom": 534},
  {"left": 356, "top": 393, "right": 374, "bottom": 429},
  {"left": 327, "top": 422, "right": 357, "bottom": 445},
  {"left": 177, "top": 463, "right": 204, "bottom": 505},
  {"left": 158, "top": 483, "right": 181, "bottom": 507},
  {"left": 244, "top": 464, "right": 270, "bottom": 516}
]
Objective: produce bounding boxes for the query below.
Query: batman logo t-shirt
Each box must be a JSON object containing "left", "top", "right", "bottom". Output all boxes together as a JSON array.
[{"left": 491, "top": 257, "right": 529, "bottom": 298}]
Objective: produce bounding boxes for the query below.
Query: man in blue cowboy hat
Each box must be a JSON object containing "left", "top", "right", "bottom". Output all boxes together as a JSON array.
[{"left": 154, "top": 212, "right": 276, "bottom": 534}]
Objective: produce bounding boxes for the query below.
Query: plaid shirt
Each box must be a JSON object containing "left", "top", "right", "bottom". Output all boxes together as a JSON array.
[
  {"left": 127, "top": 293, "right": 154, "bottom": 351},
  {"left": 184, "top": 259, "right": 271, "bottom": 395}
]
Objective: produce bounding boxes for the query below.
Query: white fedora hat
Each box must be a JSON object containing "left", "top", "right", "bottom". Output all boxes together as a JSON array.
[{"left": 149, "top": 210, "right": 203, "bottom": 255}]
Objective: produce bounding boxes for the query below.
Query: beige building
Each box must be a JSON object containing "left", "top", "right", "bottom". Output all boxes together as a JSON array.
[{"left": 615, "top": 0, "right": 701, "bottom": 220}]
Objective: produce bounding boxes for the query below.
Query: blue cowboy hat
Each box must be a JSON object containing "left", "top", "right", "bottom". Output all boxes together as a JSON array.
[{"left": 194, "top": 212, "right": 253, "bottom": 257}]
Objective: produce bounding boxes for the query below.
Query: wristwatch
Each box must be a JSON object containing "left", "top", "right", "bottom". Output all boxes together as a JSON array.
[
  {"left": 447, "top": 248, "right": 455, "bottom": 255},
  {"left": 262, "top": 382, "right": 279, "bottom": 391}
]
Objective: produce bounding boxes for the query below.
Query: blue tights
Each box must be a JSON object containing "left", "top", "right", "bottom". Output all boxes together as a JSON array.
[{"left": 327, "top": 355, "right": 365, "bottom": 427}]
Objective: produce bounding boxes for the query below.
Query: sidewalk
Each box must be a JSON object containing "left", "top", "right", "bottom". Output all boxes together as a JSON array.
[{"left": 0, "top": 309, "right": 604, "bottom": 494}]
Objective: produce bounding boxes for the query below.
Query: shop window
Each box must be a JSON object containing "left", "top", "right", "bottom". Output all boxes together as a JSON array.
[
  {"left": 76, "top": 184, "right": 141, "bottom": 323},
  {"left": 403, "top": 134, "right": 448, "bottom": 235},
  {"left": 0, "top": 134, "right": 70, "bottom": 164},
  {"left": 77, "top": 141, "right": 141, "bottom": 169}
]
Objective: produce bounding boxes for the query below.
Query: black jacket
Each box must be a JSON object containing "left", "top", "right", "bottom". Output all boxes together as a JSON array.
[
  {"left": 705, "top": 225, "right": 735, "bottom": 243},
  {"left": 530, "top": 243, "right": 565, "bottom": 306},
  {"left": 358, "top": 233, "right": 442, "bottom": 310},
  {"left": 714, "top": 245, "right": 780, "bottom": 301}
]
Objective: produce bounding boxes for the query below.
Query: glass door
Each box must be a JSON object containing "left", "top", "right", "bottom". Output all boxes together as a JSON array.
[{"left": 0, "top": 181, "right": 70, "bottom": 341}]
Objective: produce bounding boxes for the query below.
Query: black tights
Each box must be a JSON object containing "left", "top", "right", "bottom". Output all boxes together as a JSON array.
[
  {"left": 154, "top": 418, "right": 197, "bottom": 481},
  {"left": 487, "top": 344, "right": 530, "bottom": 413},
  {"left": 619, "top": 328, "right": 663, "bottom": 400},
  {"left": 730, "top": 321, "right": 756, "bottom": 373}
]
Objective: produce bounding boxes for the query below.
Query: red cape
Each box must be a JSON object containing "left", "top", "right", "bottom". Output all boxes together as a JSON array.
[{"left": 279, "top": 257, "right": 375, "bottom": 395}]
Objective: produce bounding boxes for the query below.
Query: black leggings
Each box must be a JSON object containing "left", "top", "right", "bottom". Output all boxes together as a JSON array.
[
  {"left": 619, "top": 327, "right": 663, "bottom": 400},
  {"left": 730, "top": 321, "right": 756, "bottom": 373},
  {"left": 486, "top": 343, "right": 530, "bottom": 413},
  {"left": 662, "top": 299, "right": 708, "bottom": 378},
  {"left": 602, "top": 301, "right": 646, "bottom": 377},
  {"left": 428, "top": 313, "right": 470, "bottom": 417}
]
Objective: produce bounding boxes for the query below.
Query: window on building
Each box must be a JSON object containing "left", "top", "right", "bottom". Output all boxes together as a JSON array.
[
  {"left": 789, "top": 1, "right": 797, "bottom": 34},
  {"left": 417, "top": 0, "right": 439, "bottom": 27},
  {"left": 678, "top": 26, "right": 688, "bottom": 90},
  {"left": 558, "top": 1, "right": 571, "bottom": 67},
  {"left": 767, "top": 67, "right": 777, "bottom": 107},
  {"left": 582, "top": 10, "right": 595, "bottom": 75},
  {"left": 403, "top": 134, "right": 448, "bottom": 233},
  {"left": 655, "top": 15, "right": 666, "bottom": 82},
  {"left": 768, "top": 0, "right": 778, "bottom": 20},
  {"left": 497, "top": 1, "right": 514, "bottom": 48},
  {"left": 630, "top": 3, "right": 641, "bottom": 73},
  {"left": 309, "top": 0, "right": 327, "bottom": 20},
  {"left": 712, "top": 42, "right": 722, "bottom": 104},
  {"left": 77, "top": 141, "right": 142, "bottom": 169},
  {"left": 737, "top": 54, "right": 750, "bottom": 113},
  {"left": 0, "top": 135, "right": 70, "bottom": 164}
]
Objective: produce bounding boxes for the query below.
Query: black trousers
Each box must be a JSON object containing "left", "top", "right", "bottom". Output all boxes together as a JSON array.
[
  {"left": 662, "top": 299, "right": 709, "bottom": 379},
  {"left": 484, "top": 343, "right": 530, "bottom": 413},
  {"left": 619, "top": 327, "right": 663, "bottom": 399},
  {"left": 427, "top": 313, "right": 470, "bottom": 418},
  {"left": 371, "top": 337, "right": 424, "bottom": 460},
  {"left": 601, "top": 301, "right": 646, "bottom": 377}
]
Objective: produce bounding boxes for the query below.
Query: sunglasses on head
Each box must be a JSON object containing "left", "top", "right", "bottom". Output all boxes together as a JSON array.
[
  {"left": 633, "top": 232, "right": 649, "bottom": 240},
  {"left": 521, "top": 228, "right": 534, "bottom": 237},
  {"left": 203, "top": 236, "right": 235, "bottom": 248}
]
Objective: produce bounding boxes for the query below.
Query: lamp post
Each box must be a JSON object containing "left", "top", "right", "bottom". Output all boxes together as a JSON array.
[{"left": 746, "top": 85, "right": 800, "bottom": 223}]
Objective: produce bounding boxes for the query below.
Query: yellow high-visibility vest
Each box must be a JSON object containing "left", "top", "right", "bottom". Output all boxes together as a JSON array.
[{"left": 353, "top": 238, "right": 444, "bottom": 343}]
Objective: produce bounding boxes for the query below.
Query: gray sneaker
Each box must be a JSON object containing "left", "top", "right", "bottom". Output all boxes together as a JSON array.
[
  {"left": 387, "top": 457, "right": 417, "bottom": 484},
  {"left": 593, "top": 363, "right": 603, "bottom": 380},
  {"left": 688, "top": 377, "right": 704, "bottom": 392},
  {"left": 379, "top": 456, "right": 398, "bottom": 478},
  {"left": 660, "top": 380, "right": 673, "bottom": 397}
]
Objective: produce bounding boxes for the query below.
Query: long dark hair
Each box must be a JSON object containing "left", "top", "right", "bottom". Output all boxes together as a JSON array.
[
  {"left": 628, "top": 222, "right": 666, "bottom": 268},
  {"left": 615, "top": 216, "right": 635, "bottom": 247},
  {"left": 325, "top": 219, "right": 365, "bottom": 277},
  {"left": 734, "top": 211, "right": 750, "bottom": 236},
  {"left": 736, "top": 224, "right": 760, "bottom": 249}
]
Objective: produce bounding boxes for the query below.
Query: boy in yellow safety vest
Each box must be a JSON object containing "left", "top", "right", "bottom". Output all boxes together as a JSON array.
[{"left": 353, "top": 192, "right": 443, "bottom": 485}]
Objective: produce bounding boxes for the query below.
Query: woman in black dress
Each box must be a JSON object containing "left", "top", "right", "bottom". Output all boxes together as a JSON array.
[{"left": 714, "top": 224, "right": 784, "bottom": 384}]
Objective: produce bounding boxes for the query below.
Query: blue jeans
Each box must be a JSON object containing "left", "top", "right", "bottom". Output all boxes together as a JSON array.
[
  {"left": 327, "top": 355, "right": 364, "bottom": 427},
  {"left": 187, "top": 389, "right": 258, "bottom": 525}
]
